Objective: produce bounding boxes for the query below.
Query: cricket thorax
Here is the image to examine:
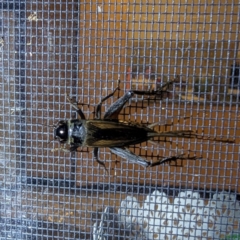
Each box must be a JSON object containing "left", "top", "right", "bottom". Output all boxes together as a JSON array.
[{"left": 68, "top": 119, "right": 87, "bottom": 145}]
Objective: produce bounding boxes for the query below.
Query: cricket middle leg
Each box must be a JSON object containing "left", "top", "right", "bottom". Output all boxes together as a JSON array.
[
  {"left": 66, "top": 95, "right": 86, "bottom": 119},
  {"left": 95, "top": 80, "right": 120, "bottom": 119},
  {"left": 93, "top": 147, "right": 108, "bottom": 173}
]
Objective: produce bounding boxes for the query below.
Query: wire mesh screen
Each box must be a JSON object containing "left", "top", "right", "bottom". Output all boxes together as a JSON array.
[{"left": 0, "top": 0, "right": 240, "bottom": 239}]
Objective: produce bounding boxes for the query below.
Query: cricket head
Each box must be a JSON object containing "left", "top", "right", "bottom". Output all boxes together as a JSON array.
[{"left": 54, "top": 120, "right": 69, "bottom": 144}]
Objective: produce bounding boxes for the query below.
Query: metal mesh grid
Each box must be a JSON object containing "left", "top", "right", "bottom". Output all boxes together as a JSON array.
[{"left": 0, "top": 0, "right": 239, "bottom": 239}]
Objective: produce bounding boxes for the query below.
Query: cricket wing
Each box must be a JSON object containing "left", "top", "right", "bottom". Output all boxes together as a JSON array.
[{"left": 85, "top": 120, "right": 154, "bottom": 147}]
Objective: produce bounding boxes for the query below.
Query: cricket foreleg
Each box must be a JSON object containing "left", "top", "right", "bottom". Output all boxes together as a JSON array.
[
  {"left": 51, "top": 147, "right": 71, "bottom": 153},
  {"left": 66, "top": 95, "right": 86, "bottom": 119},
  {"left": 95, "top": 80, "right": 120, "bottom": 119},
  {"left": 93, "top": 147, "right": 108, "bottom": 173},
  {"left": 51, "top": 143, "right": 74, "bottom": 153},
  {"left": 51, "top": 145, "right": 89, "bottom": 153}
]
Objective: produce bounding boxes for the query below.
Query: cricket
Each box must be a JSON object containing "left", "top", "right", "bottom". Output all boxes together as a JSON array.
[{"left": 52, "top": 77, "right": 235, "bottom": 171}]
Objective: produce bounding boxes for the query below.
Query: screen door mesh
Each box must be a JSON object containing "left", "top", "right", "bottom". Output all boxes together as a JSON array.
[{"left": 0, "top": 0, "right": 239, "bottom": 239}]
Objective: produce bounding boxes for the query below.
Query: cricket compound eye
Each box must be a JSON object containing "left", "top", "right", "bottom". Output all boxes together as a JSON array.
[{"left": 54, "top": 121, "right": 68, "bottom": 142}]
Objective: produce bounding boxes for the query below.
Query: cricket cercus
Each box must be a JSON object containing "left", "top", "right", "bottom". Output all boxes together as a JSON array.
[{"left": 52, "top": 77, "right": 235, "bottom": 171}]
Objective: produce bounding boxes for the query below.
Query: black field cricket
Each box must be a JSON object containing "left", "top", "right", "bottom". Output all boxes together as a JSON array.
[{"left": 51, "top": 77, "right": 235, "bottom": 171}]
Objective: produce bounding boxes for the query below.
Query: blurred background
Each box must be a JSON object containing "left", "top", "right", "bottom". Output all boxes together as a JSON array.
[{"left": 0, "top": 0, "right": 239, "bottom": 239}]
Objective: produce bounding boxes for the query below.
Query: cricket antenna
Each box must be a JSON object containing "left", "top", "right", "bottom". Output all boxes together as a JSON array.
[
  {"left": 37, "top": 123, "right": 56, "bottom": 128},
  {"left": 37, "top": 123, "right": 57, "bottom": 145}
]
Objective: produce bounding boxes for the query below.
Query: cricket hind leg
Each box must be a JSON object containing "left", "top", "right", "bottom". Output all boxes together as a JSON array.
[
  {"left": 150, "top": 154, "right": 202, "bottom": 167},
  {"left": 148, "top": 121, "right": 173, "bottom": 129},
  {"left": 103, "top": 91, "right": 135, "bottom": 119},
  {"left": 130, "top": 75, "right": 179, "bottom": 97},
  {"left": 110, "top": 147, "right": 151, "bottom": 167},
  {"left": 94, "top": 147, "right": 109, "bottom": 173},
  {"left": 110, "top": 147, "right": 201, "bottom": 168},
  {"left": 103, "top": 76, "right": 179, "bottom": 120}
]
